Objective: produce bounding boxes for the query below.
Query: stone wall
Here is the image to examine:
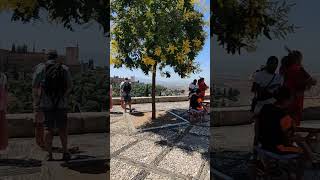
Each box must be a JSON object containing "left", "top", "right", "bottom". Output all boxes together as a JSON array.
[
  {"left": 7, "top": 112, "right": 108, "bottom": 138},
  {"left": 112, "top": 95, "right": 210, "bottom": 105},
  {"left": 213, "top": 105, "right": 320, "bottom": 126}
]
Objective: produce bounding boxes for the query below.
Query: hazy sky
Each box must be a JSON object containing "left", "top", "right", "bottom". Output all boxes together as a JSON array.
[
  {"left": 213, "top": 0, "right": 320, "bottom": 78},
  {"left": 110, "top": 1, "right": 211, "bottom": 86},
  {"left": 0, "top": 11, "right": 107, "bottom": 66}
]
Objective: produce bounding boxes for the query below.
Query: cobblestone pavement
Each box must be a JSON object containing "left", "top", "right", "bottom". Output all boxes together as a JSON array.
[
  {"left": 0, "top": 133, "right": 107, "bottom": 180},
  {"left": 110, "top": 101, "right": 210, "bottom": 180}
]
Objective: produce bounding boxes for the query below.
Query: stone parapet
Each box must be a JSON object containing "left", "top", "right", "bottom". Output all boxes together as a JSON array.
[
  {"left": 112, "top": 95, "right": 210, "bottom": 105},
  {"left": 213, "top": 105, "right": 320, "bottom": 126},
  {"left": 6, "top": 112, "right": 108, "bottom": 138}
]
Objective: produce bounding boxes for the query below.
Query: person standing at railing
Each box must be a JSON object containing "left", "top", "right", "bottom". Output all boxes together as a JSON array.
[
  {"left": 120, "top": 78, "right": 132, "bottom": 113},
  {"left": 110, "top": 84, "right": 113, "bottom": 110},
  {"left": 284, "top": 50, "right": 317, "bottom": 126},
  {"left": 189, "top": 79, "right": 198, "bottom": 97},
  {"left": 198, "top": 77, "right": 208, "bottom": 101},
  {"left": 0, "top": 71, "right": 8, "bottom": 158},
  {"left": 32, "top": 63, "right": 45, "bottom": 150}
]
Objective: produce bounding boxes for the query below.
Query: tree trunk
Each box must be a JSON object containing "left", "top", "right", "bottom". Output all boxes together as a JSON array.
[{"left": 151, "top": 64, "right": 157, "bottom": 120}]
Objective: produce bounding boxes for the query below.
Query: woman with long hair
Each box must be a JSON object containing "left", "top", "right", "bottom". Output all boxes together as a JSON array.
[
  {"left": 0, "top": 71, "right": 8, "bottom": 157},
  {"left": 198, "top": 77, "right": 208, "bottom": 101},
  {"left": 284, "top": 50, "right": 317, "bottom": 126}
]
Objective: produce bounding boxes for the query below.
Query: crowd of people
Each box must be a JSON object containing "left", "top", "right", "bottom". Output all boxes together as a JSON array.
[
  {"left": 0, "top": 50, "right": 73, "bottom": 161},
  {"left": 251, "top": 49, "right": 318, "bottom": 178}
]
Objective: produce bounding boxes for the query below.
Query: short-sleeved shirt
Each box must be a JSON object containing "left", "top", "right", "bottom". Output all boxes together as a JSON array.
[
  {"left": 254, "top": 70, "right": 284, "bottom": 94},
  {"left": 120, "top": 81, "right": 131, "bottom": 96},
  {"left": 258, "top": 104, "right": 294, "bottom": 154},
  {"left": 190, "top": 94, "right": 203, "bottom": 110},
  {"left": 189, "top": 83, "right": 198, "bottom": 91},
  {"left": 253, "top": 70, "right": 283, "bottom": 114},
  {"left": 32, "top": 60, "right": 73, "bottom": 110}
]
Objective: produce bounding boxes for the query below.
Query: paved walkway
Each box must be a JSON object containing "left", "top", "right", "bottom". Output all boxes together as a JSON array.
[
  {"left": 0, "top": 133, "right": 107, "bottom": 180},
  {"left": 110, "top": 101, "right": 210, "bottom": 180},
  {"left": 212, "top": 121, "right": 320, "bottom": 180}
]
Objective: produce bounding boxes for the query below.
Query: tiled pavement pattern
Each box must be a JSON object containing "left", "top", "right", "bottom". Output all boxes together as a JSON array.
[
  {"left": 212, "top": 123, "right": 320, "bottom": 180},
  {"left": 110, "top": 101, "right": 210, "bottom": 180},
  {"left": 0, "top": 134, "right": 106, "bottom": 180}
]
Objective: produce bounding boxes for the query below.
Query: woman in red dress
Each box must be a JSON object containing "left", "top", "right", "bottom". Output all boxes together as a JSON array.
[
  {"left": 0, "top": 72, "right": 8, "bottom": 154},
  {"left": 284, "top": 51, "right": 317, "bottom": 126},
  {"left": 198, "top": 78, "right": 208, "bottom": 101}
]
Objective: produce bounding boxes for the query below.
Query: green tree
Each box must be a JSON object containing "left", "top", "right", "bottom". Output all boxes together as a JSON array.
[
  {"left": 212, "top": 0, "right": 296, "bottom": 54},
  {"left": 111, "top": 0, "right": 206, "bottom": 119},
  {"left": 144, "top": 84, "right": 149, "bottom": 97},
  {"left": 0, "top": 0, "right": 109, "bottom": 35}
]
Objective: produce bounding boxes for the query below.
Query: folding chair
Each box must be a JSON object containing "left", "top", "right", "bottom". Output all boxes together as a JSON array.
[{"left": 254, "top": 145, "right": 302, "bottom": 180}]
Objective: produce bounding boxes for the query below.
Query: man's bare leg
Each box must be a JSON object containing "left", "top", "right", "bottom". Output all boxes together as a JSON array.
[
  {"left": 44, "top": 129, "right": 54, "bottom": 160},
  {"left": 58, "top": 128, "right": 68, "bottom": 154}
]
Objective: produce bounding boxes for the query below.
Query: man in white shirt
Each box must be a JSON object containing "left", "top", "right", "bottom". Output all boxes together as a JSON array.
[
  {"left": 189, "top": 79, "right": 198, "bottom": 95},
  {"left": 252, "top": 56, "right": 284, "bottom": 115}
]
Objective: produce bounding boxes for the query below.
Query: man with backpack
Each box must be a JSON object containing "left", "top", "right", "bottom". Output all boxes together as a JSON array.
[
  {"left": 32, "top": 50, "right": 73, "bottom": 161},
  {"left": 120, "top": 78, "right": 132, "bottom": 113}
]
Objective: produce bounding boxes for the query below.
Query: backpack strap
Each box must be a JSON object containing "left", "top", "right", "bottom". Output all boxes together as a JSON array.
[{"left": 265, "top": 74, "right": 276, "bottom": 90}]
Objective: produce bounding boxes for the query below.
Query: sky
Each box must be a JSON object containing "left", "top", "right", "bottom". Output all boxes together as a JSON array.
[
  {"left": 213, "top": 0, "right": 320, "bottom": 79},
  {"left": 0, "top": 11, "right": 107, "bottom": 66},
  {"left": 110, "top": 1, "right": 211, "bottom": 87}
]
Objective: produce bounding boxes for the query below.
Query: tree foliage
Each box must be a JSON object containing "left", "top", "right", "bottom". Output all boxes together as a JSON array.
[
  {"left": 0, "top": 0, "right": 109, "bottom": 35},
  {"left": 111, "top": 0, "right": 207, "bottom": 119},
  {"left": 111, "top": 0, "right": 206, "bottom": 77},
  {"left": 212, "top": 0, "right": 297, "bottom": 54}
]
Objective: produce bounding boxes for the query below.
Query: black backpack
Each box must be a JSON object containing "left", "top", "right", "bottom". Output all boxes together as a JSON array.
[
  {"left": 122, "top": 82, "right": 131, "bottom": 93},
  {"left": 43, "top": 63, "right": 68, "bottom": 108}
]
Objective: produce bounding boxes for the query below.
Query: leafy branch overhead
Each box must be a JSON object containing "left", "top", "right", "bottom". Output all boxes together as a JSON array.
[
  {"left": 111, "top": 0, "right": 207, "bottom": 78},
  {"left": 0, "top": 0, "right": 109, "bottom": 35},
  {"left": 212, "top": 0, "right": 297, "bottom": 54}
]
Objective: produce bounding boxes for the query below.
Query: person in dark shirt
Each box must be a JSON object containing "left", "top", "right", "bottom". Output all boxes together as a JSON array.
[
  {"left": 190, "top": 89, "right": 204, "bottom": 110},
  {"left": 258, "top": 87, "right": 317, "bottom": 169},
  {"left": 189, "top": 89, "right": 205, "bottom": 122}
]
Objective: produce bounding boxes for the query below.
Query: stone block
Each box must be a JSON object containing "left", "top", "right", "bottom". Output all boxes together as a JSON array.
[{"left": 213, "top": 107, "right": 253, "bottom": 126}]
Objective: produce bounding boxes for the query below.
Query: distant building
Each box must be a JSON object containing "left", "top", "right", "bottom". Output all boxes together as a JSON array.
[
  {"left": 0, "top": 46, "right": 82, "bottom": 79},
  {"left": 110, "top": 76, "right": 137, "bottom": 84}
]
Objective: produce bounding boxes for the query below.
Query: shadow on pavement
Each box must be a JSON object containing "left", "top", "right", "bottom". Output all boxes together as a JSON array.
[
  {"left": 136, "top": 108, "right": 188, "bottom": 130},
  {"left": 211, "top": 151, "right": 252, "bottom": 180},
  {"left": 61, "top": 155, "right": 107, "bottom": 174},
  {"left": 129, "top": 111, "right": 145, "bottom": 117},
  {"left": 133, "top": 108, "right": 209, "bottom": 161},
  {"left": 0, "top": 158, "right": 42, "bottom": 167}
]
